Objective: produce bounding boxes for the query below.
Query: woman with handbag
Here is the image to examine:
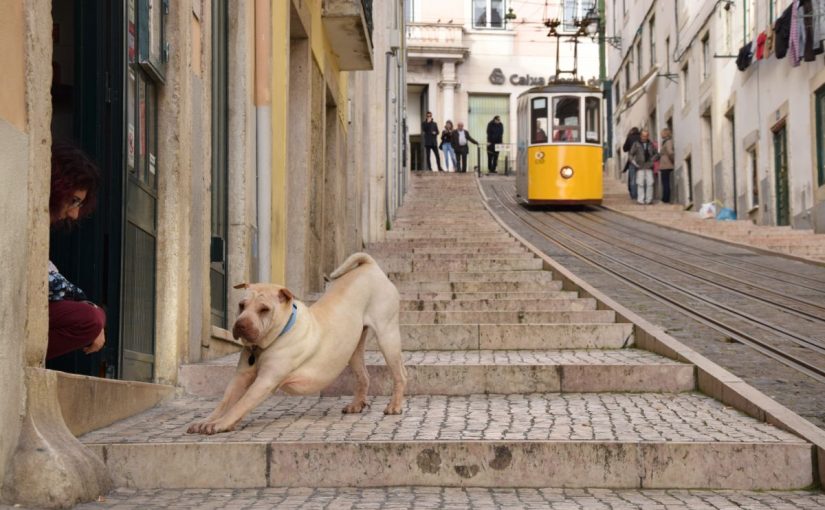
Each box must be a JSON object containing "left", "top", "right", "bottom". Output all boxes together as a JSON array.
[{"left": 440, "top": 121, "right": 457, "bottom": 172}]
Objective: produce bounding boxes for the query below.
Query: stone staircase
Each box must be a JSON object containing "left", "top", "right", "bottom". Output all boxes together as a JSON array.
[
  {"left": 79, "top": 173, "right": 813, "bottom": 494},
  {"left": 603, "top": 177, "right": 825, "bottom": 262}
]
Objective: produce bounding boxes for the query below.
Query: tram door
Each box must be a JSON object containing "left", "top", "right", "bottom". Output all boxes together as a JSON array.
[{"left": 469, "top": 94, "right": 509, "bottom": 173}]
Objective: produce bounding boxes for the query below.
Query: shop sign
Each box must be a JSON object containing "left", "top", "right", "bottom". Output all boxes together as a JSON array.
[{"left": 489, "top": 68, "right": 547, "bottom": 87}]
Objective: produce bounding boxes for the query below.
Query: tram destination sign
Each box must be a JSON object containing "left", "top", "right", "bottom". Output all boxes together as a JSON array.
[{"left": 489, "top": 68, "right": 549, "bottom": 87}]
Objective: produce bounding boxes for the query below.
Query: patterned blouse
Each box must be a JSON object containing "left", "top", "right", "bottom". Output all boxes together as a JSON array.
[{"left": 48, "top": 261, "right": 87, "bottom": 302}]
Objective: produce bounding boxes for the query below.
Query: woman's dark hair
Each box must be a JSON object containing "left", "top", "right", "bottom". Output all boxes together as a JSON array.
[
  {"left": 49, "top": 142, "right": 101, "bottom": 224},
  {"left": 629, "top": 127, "right": 640, "bottom": 135}
]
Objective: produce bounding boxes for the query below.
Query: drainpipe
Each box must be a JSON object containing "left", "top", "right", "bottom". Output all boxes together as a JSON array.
[
  {"left": 255, "top": 0, "right": 272, "bottom": 282},
  {"left": 385, "top": 50, "right": 394, "bottom": 230}
]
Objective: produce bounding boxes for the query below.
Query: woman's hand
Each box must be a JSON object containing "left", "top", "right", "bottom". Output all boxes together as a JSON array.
[{"left": 84, "top": 329, "right": 106, "bottom": 354}]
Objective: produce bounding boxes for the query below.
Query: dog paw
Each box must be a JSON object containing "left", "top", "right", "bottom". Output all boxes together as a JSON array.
[
  {"left": 383, "top": 403, "right": 403, "bottom": 415},
  {"left": 342, "top": 400, "right": 369, "bottom": 414}
]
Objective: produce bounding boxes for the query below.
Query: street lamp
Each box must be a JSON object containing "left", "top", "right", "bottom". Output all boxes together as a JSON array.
[{"left": 582, "top": 6, "right": 622, "bottom": 50}]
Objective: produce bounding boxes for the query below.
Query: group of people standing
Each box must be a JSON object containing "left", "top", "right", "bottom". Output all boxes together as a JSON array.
[
  {"left": 622, "top": 127, "right": 674, "bottom": 204},
  {"left": 421, "top": 112, "right": 505, "bottom": 173}
]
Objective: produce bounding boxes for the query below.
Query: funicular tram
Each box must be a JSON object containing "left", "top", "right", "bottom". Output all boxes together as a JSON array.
[{"left": 516, "top": 82, "right": 603, "bottom": 205}]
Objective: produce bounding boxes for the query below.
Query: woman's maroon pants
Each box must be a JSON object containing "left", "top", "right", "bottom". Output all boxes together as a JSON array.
[{"left": 47, "top": 300, "right": 106, "bottom": 361}]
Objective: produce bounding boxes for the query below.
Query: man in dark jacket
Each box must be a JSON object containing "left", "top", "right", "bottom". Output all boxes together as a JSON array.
[
  {"left": 486, "top": 115, "right": 504, "bottom": 173},
  {"left": 451, "top": 122, "right": 479, "bottom": 173},
  {"left": 421, "top": 111, "right": 443, "bottom": 171},
  {"left": 622, "top": 127, "right": 641, "bottom": 200}
]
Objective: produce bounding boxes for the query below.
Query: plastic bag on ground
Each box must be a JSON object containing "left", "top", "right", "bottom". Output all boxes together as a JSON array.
[
  {"left": 698, "top": 202, "right": 716, "bottom": 219},
  {"left": 716, "top": 207, "right": 736, "bottom": 221}
]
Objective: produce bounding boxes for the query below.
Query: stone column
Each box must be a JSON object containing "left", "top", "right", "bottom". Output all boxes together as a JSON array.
[{"left": 439, "top": 61, "right": 457, "bottom": 124}]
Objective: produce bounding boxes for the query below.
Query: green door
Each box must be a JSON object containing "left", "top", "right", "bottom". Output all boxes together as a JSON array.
[
  {"left": 468, "top": 94, "right": 510, "bottom": 174},
  {"left": 773, "top": 125, "right": 790, "bottom": 226}
]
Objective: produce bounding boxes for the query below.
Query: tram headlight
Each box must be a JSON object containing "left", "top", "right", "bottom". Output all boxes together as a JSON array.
[{"left": 560, "top": 166, "right": 574, "bottom": 179}]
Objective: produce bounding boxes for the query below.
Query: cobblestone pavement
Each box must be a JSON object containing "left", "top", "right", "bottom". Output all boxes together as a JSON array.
[
  {"left": 209, "top": 349, "right": 682, "bottom": 366},
  {"left": 80, "top": 393, "right": 802, "bottom": 445},
  {"left": 13, "top": 487, "right": 817, "bottom": 509},
  {"left": 481, "top": 177, "right": 825, "bottom": 429}
]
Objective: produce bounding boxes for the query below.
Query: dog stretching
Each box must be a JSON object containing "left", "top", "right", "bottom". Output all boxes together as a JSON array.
[{"left": 188, "top": 253, "right": 407, "bottom": 435}]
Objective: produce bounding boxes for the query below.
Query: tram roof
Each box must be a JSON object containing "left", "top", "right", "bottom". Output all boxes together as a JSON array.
[{"left": 519, "top": 81, "right": 601, "bottom": 97}]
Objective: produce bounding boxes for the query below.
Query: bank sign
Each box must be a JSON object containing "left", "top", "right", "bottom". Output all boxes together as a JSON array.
[{"left": 489, "top": 68, "right": 550, "bottom": 87}]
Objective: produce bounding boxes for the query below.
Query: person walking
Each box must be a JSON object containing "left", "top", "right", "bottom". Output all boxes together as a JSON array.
[
  {"left": 441, "top": 121, "right": 457, "bottom": 172},
  {"left": 486, "top": 115, "right": 504, "bottom": 173},
  {"left": 629, "top": 129, "right": 658, "bottom": 205},
  {"left": 421, "top": 111, "right": 443, "bottom": 171},
  {"left": 658, "top": 128, "right": 675, "bottom": 203},
  {"left": 622, "top": 127, "right": 641, "bottom": 200},
  {"left": 451, "top": 122, "right": 479, "bottom": 173}
]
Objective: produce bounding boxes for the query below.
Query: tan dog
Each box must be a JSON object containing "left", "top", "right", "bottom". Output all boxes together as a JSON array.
[{"left": 187, "top": 253, "right": 407, "bottom": 435}]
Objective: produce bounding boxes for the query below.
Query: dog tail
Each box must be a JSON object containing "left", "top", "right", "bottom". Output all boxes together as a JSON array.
[{"left": 329, "top": 252, "right": 376, "bottom": 280}]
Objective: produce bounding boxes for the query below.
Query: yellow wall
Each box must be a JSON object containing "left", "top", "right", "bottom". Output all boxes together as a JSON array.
[
  {"left": 0, "top": 0, "right": 26, "bottom": 131},
  {"left": 271, "top": 1, "right": 289, "bottom": 284}
]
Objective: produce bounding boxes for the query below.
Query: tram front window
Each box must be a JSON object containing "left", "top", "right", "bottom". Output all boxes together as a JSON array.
[
  {"left": 531, "top": 97, "right": 549, "bottom": 144},
  {"left": 553, "top": 96, "right": 581, "bottom": 143},
  {"left": 585, "top": 97, "right": 601, "bottom": 144}
]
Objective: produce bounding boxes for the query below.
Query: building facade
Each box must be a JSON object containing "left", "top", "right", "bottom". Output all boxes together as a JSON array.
[
  {"left": 0, "top": 1, "right": 405, "bottom": 507},
  {"left": 406, "top": 0, "right": 600, "bottom": 173},
  {"left": 607, "top": 0, "right": 825, "bottom": 232}
]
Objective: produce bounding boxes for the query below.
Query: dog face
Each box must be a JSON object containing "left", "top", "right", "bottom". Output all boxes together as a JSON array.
[{"left": 231, "top": 283, "right": 294, "bottom": 348}]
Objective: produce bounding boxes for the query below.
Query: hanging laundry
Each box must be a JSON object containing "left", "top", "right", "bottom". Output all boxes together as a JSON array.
[
  {"left": 775, "top": 4, "right": 793, "bottom": 59},
  {"left": 814, "top": 0, "right": 825, "bottom": 47},
  {"left": 766, "top": 24, "right": 776, "bottom": 56},
  {"left": 756, "top": 31, "right": 768, "bottom": 59},
  {"left": 790, "top": 0, "right": 802, "bottom": 66},
  {"left": 736, "top": 41, "right": 754, "bottom": 71},
  {"left": 802, "top": 0, "right": 823, "bottom": 61}
]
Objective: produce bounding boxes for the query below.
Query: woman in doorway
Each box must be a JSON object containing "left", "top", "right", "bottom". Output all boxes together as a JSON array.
[
  {"left": 440, "top": 121, "right": 457, "bottom": 172},
  {"left": 47, "top": 143, "right": 106, "bottom": 361}
]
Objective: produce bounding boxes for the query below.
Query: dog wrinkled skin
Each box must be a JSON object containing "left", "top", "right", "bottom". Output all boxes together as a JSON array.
[{"left": 187, "top": 253, "right": 407, "bottom": 435}]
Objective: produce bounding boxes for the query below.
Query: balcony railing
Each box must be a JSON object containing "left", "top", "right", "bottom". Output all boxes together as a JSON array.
[{"left": 406, "top": 22, "right": 464, "bottom": 49}]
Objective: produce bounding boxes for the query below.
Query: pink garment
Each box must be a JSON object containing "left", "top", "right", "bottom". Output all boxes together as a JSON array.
[
  {"left": 756, "top": 31, "right": 767, "bottom": 59},
  {"left": 789, "top": 0, "right": 802, "bottom": 66}
]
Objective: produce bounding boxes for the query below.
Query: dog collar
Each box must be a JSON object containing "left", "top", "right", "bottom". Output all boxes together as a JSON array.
[{"left": 277, "top": 303, "right": 298, "bottom": 338}]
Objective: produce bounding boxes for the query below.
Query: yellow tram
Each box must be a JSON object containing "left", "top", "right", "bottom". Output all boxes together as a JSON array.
[{"left": 516, "top": 82, "right": 603, "bottom": 205}]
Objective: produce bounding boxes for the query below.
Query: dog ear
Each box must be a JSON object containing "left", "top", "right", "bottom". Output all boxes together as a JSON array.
[
  {"left": 233, "top": 282, "right": 249, "bottom": 290},
  {"left": 278, "top": 287, "right": 294, "bottom": 303}
]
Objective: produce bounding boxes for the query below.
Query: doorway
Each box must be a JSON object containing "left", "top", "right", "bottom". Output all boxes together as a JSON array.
[
  {"left": 468, "top": 94, "right": 509, "bottom": 174},
  {"left": 773, "top": 124, "right": 790, "bottom": 226}
]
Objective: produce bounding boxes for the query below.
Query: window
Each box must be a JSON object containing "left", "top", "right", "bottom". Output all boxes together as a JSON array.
[
  {"left": 665, "top": 36, "right": 670, "bottom": 74},
  {"left": 563, "top": 0, "right": 595, "bottom": 32},
  {"left": 681, "top": 63, "right": 689, "bottom": 106},
  {"left": 702, "top": 33, "right": 710, "bottom": 79},
  {"left": 747, "top": 146, "right": 760, "bottom": 208},
  {"left": 745, "top": 0, "right": 757, "bottom": 44},
  {"left": 624, "top": 64, "right": 630, "bottom": 91},
  {"left": 552, "top": 96, "right": 581, "bottom": 143},
  {"left": 530, "top": 97, "right": 549, "bottom": 144},
  {"left": 614, "top": 82, "right": 621, "bottom": 109},
  {"left": 684, "top": 154, "right": 693, "bottom": 203},
  {"left": 585, "top": 97, "right": 601, "bottom": 144},
  {"left": 636, "top": 40, "right": 643, "bottom": 80},
  {"left": 649, "top": 16, "right": 656, "bottom": 69},
  {"left": 817, "top": 85, "right": 825, "bottom": 186},
  {"left": 473, "top": 0, "right": 506, "bottom": 29},
  {"left": 406, "top": 0, "right": 416, "bottom": 23}
]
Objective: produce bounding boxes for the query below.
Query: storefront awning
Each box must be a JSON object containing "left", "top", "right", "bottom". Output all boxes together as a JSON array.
[{"left": 616, "top": 65, "right": 660, "bottom": 116}]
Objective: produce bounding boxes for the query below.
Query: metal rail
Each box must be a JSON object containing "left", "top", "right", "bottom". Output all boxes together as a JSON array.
[{"left": 488, "top": 185, "right": 825, "bottom": 383}]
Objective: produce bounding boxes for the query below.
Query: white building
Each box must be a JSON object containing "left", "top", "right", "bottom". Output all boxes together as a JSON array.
[
  {"left": 607, "top": 0, "right": 825, "bottom": 232},
  {"left": 406, "top": 0, "right": 601, "bottom": 173}
]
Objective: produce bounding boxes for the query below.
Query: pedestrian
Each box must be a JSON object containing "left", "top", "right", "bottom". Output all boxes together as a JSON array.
[
  {"left": 486, "top": 115, "right": 504, "bottom": 173},
  {"left": 421, "top": 111, "right": 443, "bottom": 172},
  {"left": 658, "top": 128, "right": 675, "bottom": 203},
  {"left": 441, "top": 121, "right": 457, "bottom": 172},
  {"left": 629, "top": 129, "right": 658, "bottom": 205},
  {"left": 451, "top": 122, "right": 479, "bottom": 173},
  {"left": 622, "top": 127, "right": 641, "bottom": 200},
  {"left": 48, "top": 142, "right": 107, "bottom": 361}
]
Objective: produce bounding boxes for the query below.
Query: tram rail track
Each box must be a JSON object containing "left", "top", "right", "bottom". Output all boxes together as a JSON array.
[{"left": 486, "top": 184, "right": 825, "bottom": 383}]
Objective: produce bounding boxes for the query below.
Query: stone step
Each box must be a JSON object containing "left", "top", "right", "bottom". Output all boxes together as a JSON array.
[
  {"left": 390, "top": 270, "right": 557, "bottom": 283},
  {"left": 374, "top": 240, "right": 523, "bottom": 250},
  {"left": 400, "top": 297, "right": 597, "bottom": 311},
  {"left": 368, "top": 245, "right": 529, "bottom": 256},
  {"left": 373, "top": 251, "right": 535, "bottom": 262},
  {"left": 395, "top": 280, "right": 563, "bottom": 294},
  {"left": 379, "top": 257, "right": 544, "bottom": 273},
  {"left": 180, "top": 350, "right": 695, "bottom": 398},
  {"left": 399, "top": 290, "right": 582, "bottom": 301},
  {"left": 81, "top": 393, "right": 812, "bottom": 490},
  {"left": 399, "top": 310, "right": 616, "bottom": 324},
  {"left": 398, "top": 323, "right": 634, "bottom": 350},
  {"left": 384, "top": 232, "right": 513, "bottom": 242}
]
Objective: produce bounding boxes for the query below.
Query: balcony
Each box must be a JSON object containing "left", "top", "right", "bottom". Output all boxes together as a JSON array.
[
  {"left": 322, "top": 0, "right": 374, "bottom": 70},
  {"left": 406, "top": 22, "right": 469, "bottom": 61}
]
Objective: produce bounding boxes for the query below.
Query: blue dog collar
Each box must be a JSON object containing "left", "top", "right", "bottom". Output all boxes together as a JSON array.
[{"left": 277, "top": 303, "right": 298, "bottom": 338}]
